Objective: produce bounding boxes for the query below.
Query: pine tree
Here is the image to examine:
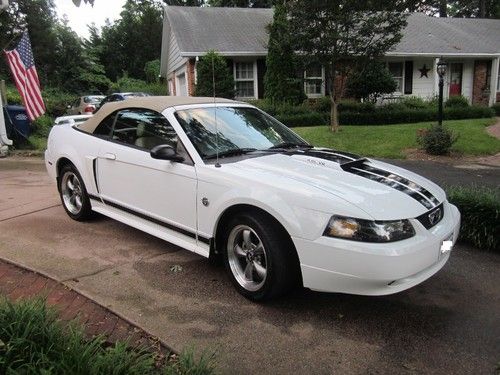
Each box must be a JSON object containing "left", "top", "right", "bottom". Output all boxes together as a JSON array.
[
  {"left": 263, "top": 4, "right": 305, "bottom": 105},
  {"left": 195, "top": 50, "right": 235, "bottom": 98}
]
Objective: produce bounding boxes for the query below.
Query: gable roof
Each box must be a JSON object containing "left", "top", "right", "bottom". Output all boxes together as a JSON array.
[
  {"left": 164, "top": 6, "right": 500, "bottom": 58},
  {"left": 390, "top": 13, "right": 500, "bottom": 56},
  {"left": 165, "top": 6, "right": 273, "bottom": 56}
]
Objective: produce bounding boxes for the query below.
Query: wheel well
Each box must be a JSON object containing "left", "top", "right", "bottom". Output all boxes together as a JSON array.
[
  {"left": 212, "top": 205, "right": 301, "bottom": 282},
  {"left": 56, "top": 157, "right": 73, "bottom": 177}
]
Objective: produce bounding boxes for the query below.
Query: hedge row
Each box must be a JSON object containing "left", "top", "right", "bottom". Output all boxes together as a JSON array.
[
  {"left": 276, "top": 106, "right": 494, "bottom": 127},
  {"left": 446, "top": 186, "right": 499, "bottom": 252}
]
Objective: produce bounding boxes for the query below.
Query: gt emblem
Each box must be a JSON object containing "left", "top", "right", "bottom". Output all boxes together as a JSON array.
[{"left": 428, "top": 208, "right": 442, "bottom": 225}]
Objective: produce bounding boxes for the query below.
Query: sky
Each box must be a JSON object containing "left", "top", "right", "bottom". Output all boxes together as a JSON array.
[{"left": 53, "top": 0, "right": 127, "bottom": 39}]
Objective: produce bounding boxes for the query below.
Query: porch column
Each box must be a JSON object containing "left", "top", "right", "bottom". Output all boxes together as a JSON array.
[
  {"left": 489, "top": 57, "right": 499, "bottom": 106},
  {"left": 433, "top": 58, "right": 440, "bottom": 97}
]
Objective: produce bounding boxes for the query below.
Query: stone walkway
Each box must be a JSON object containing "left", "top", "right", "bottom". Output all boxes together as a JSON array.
[
  {"left": 486, "top": 117, "right": 500, "bottom": 139},
  {"left": 0, "top": 259, "right": 169, "bottom": 357}
]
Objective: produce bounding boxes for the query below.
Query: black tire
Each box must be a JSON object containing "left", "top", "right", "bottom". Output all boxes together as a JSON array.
[
  {"left": 58, "top": 164, "right": 93, "bottom": 221},
  {"left": 223, "top": 211, "right": 300, "bottom": 301}
]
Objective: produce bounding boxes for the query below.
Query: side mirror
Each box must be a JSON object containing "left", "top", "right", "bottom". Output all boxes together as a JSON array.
[{"left": 150, "top": 144, "right": 184, "bottom": 162}]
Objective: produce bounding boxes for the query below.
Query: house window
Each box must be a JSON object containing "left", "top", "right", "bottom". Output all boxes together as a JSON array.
[
  {"left": 388, "top": 62, "right": 404, "bottom": 93},
  {"left": 304, "top": 64, "right": 323, "bottom": 97},
  {"left": 234, "top": 62, "right": 255, "bottom": 98}
]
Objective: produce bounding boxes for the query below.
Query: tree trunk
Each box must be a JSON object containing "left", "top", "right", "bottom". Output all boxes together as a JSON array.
[
  {"left": 330, "top": 91, "right": 339, "bottom": 132},
  {"left": 439, "top": 0, "right": 447, "bottom": 17},
  {"left": 479, "top": 0, "right": 486, "bottom": 18}
]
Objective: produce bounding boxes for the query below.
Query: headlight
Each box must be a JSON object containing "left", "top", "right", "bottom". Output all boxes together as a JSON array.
[{"left": 323, "top": 215, "right": 415, "bottom": 243}]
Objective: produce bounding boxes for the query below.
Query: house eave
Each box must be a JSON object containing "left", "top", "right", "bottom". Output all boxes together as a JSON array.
[
  {"left": 181, "top": 51, "right": 268, "bottom": 57},
  {"left": 386, "top": 52, "right": 500, "bottom": 58}
]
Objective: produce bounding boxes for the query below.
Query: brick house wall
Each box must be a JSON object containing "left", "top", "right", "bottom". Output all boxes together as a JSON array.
[
  {"left": 472, "top": 60, "right": 490, "bottom": 106},
  {"left": 186, "top": 58, "right": 196, "bottom": 96}
]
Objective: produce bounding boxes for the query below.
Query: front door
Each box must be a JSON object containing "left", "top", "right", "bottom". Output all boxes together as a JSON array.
[
  {"left": 449, "top": 63, "right": 463, "bottom": 96},
  {"left": 95, "top": 108, "right": 198, "bottom": 240}
]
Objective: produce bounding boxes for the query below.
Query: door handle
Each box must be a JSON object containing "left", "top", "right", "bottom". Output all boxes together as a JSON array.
[{"left": 103, "top": 153, "right": 116, "bottom": 160}]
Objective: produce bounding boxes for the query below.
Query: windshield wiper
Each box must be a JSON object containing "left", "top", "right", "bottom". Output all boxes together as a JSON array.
[
  {"left": 204, "top": 148, "right": 257, "bottom": 160},
  {"left": 267, "top": 142, "right": 313, "bottom": 150}
]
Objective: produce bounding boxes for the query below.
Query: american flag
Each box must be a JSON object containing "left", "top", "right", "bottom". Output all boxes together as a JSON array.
[{"left": 4, "top": 31, "right": 45, "bottom": 121}]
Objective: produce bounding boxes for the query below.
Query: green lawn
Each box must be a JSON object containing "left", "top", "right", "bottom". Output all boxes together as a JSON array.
[{"left": 294, "top": 118, "right": 500, "bottom": 159}]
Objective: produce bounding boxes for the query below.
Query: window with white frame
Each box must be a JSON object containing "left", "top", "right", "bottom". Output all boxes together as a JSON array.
[
  {"left": 304, "top": 64, "right": 323, "bottom": 96},
  {"left": 234, "top": 62, "right": 255, "bottom": 98},
  {"left": 388, "top": 62, "right": 404, "bottom": 93}
]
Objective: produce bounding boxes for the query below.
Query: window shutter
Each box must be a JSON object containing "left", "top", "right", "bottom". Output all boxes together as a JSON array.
[{"left": 404, "top": 61, "right": 413, "bottom": 95}]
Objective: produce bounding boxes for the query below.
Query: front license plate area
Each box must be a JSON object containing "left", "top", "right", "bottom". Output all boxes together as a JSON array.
[{"left": 439, "top": 233, "right": 454, "bottom": 259}]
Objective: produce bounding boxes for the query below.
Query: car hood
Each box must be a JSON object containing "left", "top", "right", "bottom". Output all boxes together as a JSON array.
[{"left": 229, "top": 149, "right": 446, "bottom": 220}]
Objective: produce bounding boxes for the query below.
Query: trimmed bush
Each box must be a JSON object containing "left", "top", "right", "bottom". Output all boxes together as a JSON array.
[
  {"left": 491, "top": 102, "right": 500, "bottom": 116},
  {"left": 401, "top": 96, "right": 429, "bottom": 109},
  {"left": 446, "top": 186, "right": 499, "bottom": 252},
  {"left": 417, "top": 124, "right": 458, "bottom": 155},
  {"left": 275, "top": 112, "right": 328, "bottom": 127},
  {"left": 445, "top": 95, "right": 469, "bottom": 108}
]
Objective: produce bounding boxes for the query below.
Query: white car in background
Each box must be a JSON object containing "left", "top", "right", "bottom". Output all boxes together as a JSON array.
[
  {"left": 44, "top": 97, "right": 460, "bottom": 301},
  {"left": 66, "top": 96, "right": 105, "bottom": 115}
]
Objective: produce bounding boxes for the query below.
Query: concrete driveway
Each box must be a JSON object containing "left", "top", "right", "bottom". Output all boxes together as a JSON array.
[{"left": 1, "top": 157, "right": 499, "bottom": 374}]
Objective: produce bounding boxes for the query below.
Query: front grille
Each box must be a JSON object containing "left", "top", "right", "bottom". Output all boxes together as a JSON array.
[{"left": 416, "top": 203, "right": 444, "bottom": 229}]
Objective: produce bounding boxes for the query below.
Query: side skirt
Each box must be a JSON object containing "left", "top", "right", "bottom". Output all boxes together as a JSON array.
[{"left": 89, "top": 197, "right": 211, "bottom": 258}]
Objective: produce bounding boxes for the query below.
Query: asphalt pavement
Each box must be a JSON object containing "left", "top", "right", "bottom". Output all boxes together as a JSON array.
[{"left": 0, "top": 157, "right": 499, "bottom": 374}]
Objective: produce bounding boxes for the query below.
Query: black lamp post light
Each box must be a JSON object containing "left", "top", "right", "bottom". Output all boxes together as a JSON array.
[{"left": 436, "top": 58, "right": 447, "bottom": 127}]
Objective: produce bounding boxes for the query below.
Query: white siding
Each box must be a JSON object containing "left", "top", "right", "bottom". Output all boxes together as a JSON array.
[
  {"left": 411, "top": 58, "right": 436, "bottom": 99},
  {"left": 168, "top": 30, "right": 187, "bottom": 74}
]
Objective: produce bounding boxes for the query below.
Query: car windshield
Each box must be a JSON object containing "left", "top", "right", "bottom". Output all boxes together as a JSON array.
[
  {"left": 174, "top": 106, "right": 310, "bottom": 159},
  {"left": 84, "top": 96, "right": 104, "bottom": 104}
]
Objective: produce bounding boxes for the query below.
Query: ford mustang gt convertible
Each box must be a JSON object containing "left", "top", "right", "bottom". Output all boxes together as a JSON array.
[{"left": 45, "top": 97, "right": 460, "bottom": 301}]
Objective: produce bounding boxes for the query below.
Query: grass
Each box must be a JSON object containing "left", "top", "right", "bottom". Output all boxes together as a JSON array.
[
  {"left": 446, "top": 186, "right": 499, "bottom": 252},
  {"left": 294, "top": 118, "right": 500, "bottom": 159},
  {"left": 0, "top": 298, "right": 217, "bottom": 374}
]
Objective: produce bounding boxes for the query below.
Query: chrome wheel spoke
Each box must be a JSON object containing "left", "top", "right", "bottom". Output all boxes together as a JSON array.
[
  {"left": 234, "top": 244, "right": 246, "bottom": 258},
  {"left": 244, "top": 261, "right": 254, "bottom": 280},
  {"left": 75, "top": 195, "right": 82, "bottom": 209},
  {"left": 61, "top": 171, "right": 83, "bottom": 215},
  {"left": 253, "top": 261, "right": 266, "bottom": 279},
  {"left": 253, "top": 242, "right": 264, "bottom": 255},
  {"left": 242, "top": 229, "right": 252, "bottom": 249},
  {"left": 67, "top": 178, "right": 74, "bottom": 191}
]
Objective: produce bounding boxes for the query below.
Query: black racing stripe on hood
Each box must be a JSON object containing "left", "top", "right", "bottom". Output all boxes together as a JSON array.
[
  {"left": 341, "top": 163, "right": 439, "bottom": 209},
  {"left": 360, "top": 164, "right": 440, "bottom": 206},
  {"left": 348, "top": 168, "right": 435, "bottom": 209}
]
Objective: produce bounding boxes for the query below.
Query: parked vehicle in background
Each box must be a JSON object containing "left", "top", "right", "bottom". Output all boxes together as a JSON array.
[
  {"left": 54, "top": 115, "right": 92, "bottom": 126},
  {"left": 67, "top": 96, "right": 105, "bottom": 115},
  {"left": 94, "top": 92, "right": 150, "bottom": 113}
]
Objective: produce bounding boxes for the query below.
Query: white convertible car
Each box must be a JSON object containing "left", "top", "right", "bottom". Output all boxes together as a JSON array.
[{"left": 45, "top": 97, "right": 460, "bottom": 301}]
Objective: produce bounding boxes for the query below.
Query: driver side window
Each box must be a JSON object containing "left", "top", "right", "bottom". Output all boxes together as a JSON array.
[{"left": 112, "top": 109, "right": 178, "bottom": 151}]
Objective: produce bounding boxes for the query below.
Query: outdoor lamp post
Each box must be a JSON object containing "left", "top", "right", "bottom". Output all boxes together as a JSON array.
[{"left": 437, "top": 59, "right": 447, "bottom": 126}]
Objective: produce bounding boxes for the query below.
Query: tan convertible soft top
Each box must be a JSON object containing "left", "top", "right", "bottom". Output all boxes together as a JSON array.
[{"left": 78, "top": 96, "right": 240, "bottom": 133}]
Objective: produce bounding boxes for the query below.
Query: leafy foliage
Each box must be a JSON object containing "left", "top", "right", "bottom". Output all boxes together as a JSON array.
[
  {"left": 264, "top": 4, "right": 305, "bottom": 105},
  {"left": 446, "top": 186, "right": 500, "bottom": 252},
  {"left": 195, "top": 50, "right": 235, "bottom": 98},
  {"left": 287, "top": 0, "right": 408, "bottom": 130},
  {"left": 144, "top": 59, "right": 161, "bottom": 83},
  {"left": 110, "top": 76, "right": 167, "bottom": 96},
  {"left": 346, "top": 60, "right": 397, "bottom": 103},
  {"left": 445, "top": 95, "right": 469, "bottom": 108},
  {"left": 417, "top": 123, "right": 458, "bottom": 155},
  {"left": 0, "top": 298, "right": 218, "bottom": 374}
]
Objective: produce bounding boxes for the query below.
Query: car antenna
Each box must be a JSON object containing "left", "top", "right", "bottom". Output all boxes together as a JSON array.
[{"left": 212, "top": 55, "right": 221, "bottom": 168}]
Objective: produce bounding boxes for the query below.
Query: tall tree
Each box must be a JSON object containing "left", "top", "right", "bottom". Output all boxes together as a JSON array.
[
  {"left": 208, "top": 0, "right": 273, "bottom": 7},
  {"left": 264, "top": 3, "right": 304, "bottom": 104},
  {"left": 288, "top": 0, "right": 407, "bottom": 131},
  {"left": 195, "top": 50, "right": 234, "bottom": 98}
]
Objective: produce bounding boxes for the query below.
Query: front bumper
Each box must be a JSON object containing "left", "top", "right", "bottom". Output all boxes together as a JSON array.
[{"left": 293, "top": 201, "right": 461, "bottom": 295}]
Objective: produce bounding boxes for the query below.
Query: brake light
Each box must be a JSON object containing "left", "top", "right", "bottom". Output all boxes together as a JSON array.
[{"left": 84, "top": 105, "right": 95, "bottom": 113}]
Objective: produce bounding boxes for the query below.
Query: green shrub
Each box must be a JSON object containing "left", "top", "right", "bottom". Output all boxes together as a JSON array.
[
  {"left": 401, "top": 96, "right": 429, "bottom": 109},
  {"left": 444, "top": 106, "right": 494, "bottom": 120},
  {"left": 111, "top": 76, "right": 167, "bottom": 96},
  {"left": 490, "top": 102, "right": 500, "bottom": 116},
  {"left": 304, "top": 97, "right": 331, "bottom": 113},
  {"left": 417, "top": 124, "right": 458, "bottom": 155},
  {"left": 42, "top": 87, "right": 76, "bottom": 117},
  {"left": 195, "top": 50, "right": 234, "bottom": 98},
  {"left": 445, "top": 95, "right": 469, "bottom": 108},
  {"left": 275, "top": 112, "right": 328, "bottom": 127},
  {"left": 31, "top": 115, "right": 53, "bottom": 138},
  {"left": 446, "top": 186, "right": 499, "bottom": 252},
  {"left": 5, "top": 86, "right": 22, "bottom": 105},
  {"left": 144, "top": 59, "right": 161, "bottom": 83},
  {"left": 0, "top": 298, "right": 218, "bottom": 374},
  {"left": 337, "top": 100, "right": 375, "bottom": 113}
]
